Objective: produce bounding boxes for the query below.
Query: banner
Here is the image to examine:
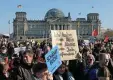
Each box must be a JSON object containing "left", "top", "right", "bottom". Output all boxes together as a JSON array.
[
  {"left": 84, "top": 40, "right": 89, "bottom": 45},
  {"left": 51, "top": 30, "right": 79, "bottom": 60},
  {"left": 92, "top": 29, "right": 98, "bottom": 37},
  {"left": 104, "top": 35, "right": 109, "bottom": 42},
  {"left": 14, "top": 47, "right": 26, "bottom": 55},
  {"left": 45, "top": 46, "right": 62, "bottom": 74}
]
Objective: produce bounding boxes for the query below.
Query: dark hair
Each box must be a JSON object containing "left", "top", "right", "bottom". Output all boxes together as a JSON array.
[
  {"left": 23, "top": 50, "right": 34, "bottom": 56},
  {"left": 0, "top": 64, "right": 4, "bottom": 73},
  {"left": 54, "top": 61, "right": 68, "bottom": 80},
  {"left": 33, "top": 62, "right": 47, "bottom": 74},
  {"left": 1, "top": 46, "right": 7, "bottom": 50}
]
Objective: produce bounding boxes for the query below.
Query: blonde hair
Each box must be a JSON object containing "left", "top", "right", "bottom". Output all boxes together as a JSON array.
[{"left": 87, "top": 54, "right": 95, "bottom": 62}]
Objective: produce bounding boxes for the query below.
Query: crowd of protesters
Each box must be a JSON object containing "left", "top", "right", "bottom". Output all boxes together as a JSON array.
[{"left": 0, "top": 37, "right": 113, "bottom": 80}]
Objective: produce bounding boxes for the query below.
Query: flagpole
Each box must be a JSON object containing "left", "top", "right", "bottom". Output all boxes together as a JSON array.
[
  {"left": 17, "top": 23, "right": 18, "bottom": 40},
  {"left": 78, "top": 23, "right": 79, "bottom": 39},
  {"left": 77, "top": 13, "right": 81, "bottom": 39},
  {"left": 8, "top": 20, "right": 10, "bottom": 38},
  {"left": 16, "top": 5, "right": 22, "bottom": 40},
  {"left": 92, "top": 21, "right": 94, "bottom": 35},
  {"left": 17, "top": 5, "right": 22, "bottom": 11},
  {"left": 78, "top": 19, "right": 80, "bottom": 39}
]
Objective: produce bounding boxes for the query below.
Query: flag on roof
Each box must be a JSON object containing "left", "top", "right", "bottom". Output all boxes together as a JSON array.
[
  {"left": 92, "top": 6, "right": 94, "bottom": 8},
  {"left": 78, "top": 12, "right": 81, "bottom": 15},
  {"left": 17, "top": 5, "right": 22, "bottom": 8}
]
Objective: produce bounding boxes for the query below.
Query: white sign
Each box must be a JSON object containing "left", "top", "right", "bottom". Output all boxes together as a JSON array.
[
  {"left": 14, "top": 47, "right": 26, "bottom": 55},
  {"left": 51, "top": 30, "right": 79, "bottom": 60}
]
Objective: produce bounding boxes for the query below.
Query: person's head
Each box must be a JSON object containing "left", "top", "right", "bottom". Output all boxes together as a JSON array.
[
  {"left": 33, "top": 63, "right": 48, "bottom": 78},
  {"left": 57, "top": 62, "right": 67, "bottom": 75},
  {"left": 44, "top": 45, "right": 51, "bottom": 53},
  {"left": 10, "top": 42, "right": 14, "bottom": 48},
  {"left": 23, "top": 50, "right": 34, "bottom": 64},
  {"left": 8, "top": 42, "right": 14, "bottom": 48},
  {"left": 36, "top": 48, "right": 42, "bottom": 57},
  {"left": 99, "top": 53, "right": 110, "bottom": 67},
  {"left": 86, "top": 54, "right": 95, "bottom": 66},
  {"left": 1, "top": 46, "right": 7, "bottom": 54},
  {"left": 12, "top": 54, "right": 18, "bottom": 59}
]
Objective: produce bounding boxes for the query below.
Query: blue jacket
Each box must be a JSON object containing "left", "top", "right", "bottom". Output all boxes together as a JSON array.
[{"left": 84, "top": 65, "right": 98, "bottom": 80}]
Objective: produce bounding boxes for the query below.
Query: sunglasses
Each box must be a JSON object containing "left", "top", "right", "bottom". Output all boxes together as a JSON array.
[{"left": 87, "top": 59, "right": 93, "bottom": 61}]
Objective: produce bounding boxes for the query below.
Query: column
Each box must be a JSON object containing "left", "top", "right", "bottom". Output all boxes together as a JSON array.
[
  {"left": 55, "top": 25, "right": 57, "bottom": 30},
  {"left": 64, "top": 25, "right": 66, "bottom": 30},
  {"left": 54, "top": 25, "right": 55, "bottom": 30},
  {"left": 59, "top": 25, "right": 61, "bottom": 30},
  {"left": 67, "top": 25, "right": 68, "bottom": 30},
  {"left": 50, "top": 25, "right": 51, "bottom": 32},
  {"left": 51, "top": 25, "right": 54, "bottom": 30},
  {"left": 92, "top": 23, "right": 94, "bottom": 34},
  {"left": 65, "top": 25, "right": 67, "bottom": 30},
  {"left": 68, "top": 25, "right": 70, "bottom": 30},
  {"left": 61, "top": 25, "right": 63, "bottom": 30},
  {"left": 70, "top": 24, "right": 72, "bottom": 30},
  {"left": 57, "top": 25, "right": 59, "bottom": 30},
  {"left": 63, "top": 25, "right": 65, "bottom": 30}
]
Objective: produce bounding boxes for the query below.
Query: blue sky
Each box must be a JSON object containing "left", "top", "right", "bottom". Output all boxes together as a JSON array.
[{"left": 0, "top": 0, "right": 113, "bottom": 34}]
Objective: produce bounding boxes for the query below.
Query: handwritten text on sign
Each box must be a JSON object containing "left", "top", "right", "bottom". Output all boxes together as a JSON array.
[
  {"left": 45, "top": 46, "right": 62, "bottom": 74},
  {"left": 51, "top": 30, "right": 79, "bottom": 60}
]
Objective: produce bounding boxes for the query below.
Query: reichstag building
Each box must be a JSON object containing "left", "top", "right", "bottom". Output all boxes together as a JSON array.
[{"left": 13, "top": 8, "right": 101, "bottom": 40}]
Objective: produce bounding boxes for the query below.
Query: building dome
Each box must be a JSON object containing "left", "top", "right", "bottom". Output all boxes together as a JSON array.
[{"left": 45, "top": 8, "right": 65, "bottom": 19}]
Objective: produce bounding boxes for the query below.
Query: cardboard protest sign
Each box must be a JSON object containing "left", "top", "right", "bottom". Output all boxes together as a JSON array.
[
  {"left": 84, "top": 40, "right": 89, "bottom": 45},
  {"left": 51, "top": 30, "right": 79, "bottom": 60},
  {"left": 14, "top": 47, "right": 26, "bottom": 55},
  {"left": 45, "top": 46, "right": 62, "bottom": 74}
]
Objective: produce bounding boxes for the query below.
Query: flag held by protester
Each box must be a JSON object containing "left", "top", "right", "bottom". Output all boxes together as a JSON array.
[{"left": 104, "top": 35, "right": 109, "bottom": 42}]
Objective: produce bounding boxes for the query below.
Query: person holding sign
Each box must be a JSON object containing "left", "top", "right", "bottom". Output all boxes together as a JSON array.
[
  {"left": 33, "top": 62, "right": 53, "bottom": 80},
  {"left": 53, "top": 62, "right": 75, "bottom": 80}
]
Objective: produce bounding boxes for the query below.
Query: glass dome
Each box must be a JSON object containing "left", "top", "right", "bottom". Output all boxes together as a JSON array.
[{"left": 45, "top": 8, "right": 65, "bottom": 19}]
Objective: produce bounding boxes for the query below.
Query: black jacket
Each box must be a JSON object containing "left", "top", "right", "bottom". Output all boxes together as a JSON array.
[{"left": 10, "top": 62, "right": 34, "bottom": 80}]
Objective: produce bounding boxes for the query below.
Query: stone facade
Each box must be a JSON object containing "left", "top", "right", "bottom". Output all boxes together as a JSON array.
[{"left": 13, "top": 8, "right": 101, "bottom": 40}]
